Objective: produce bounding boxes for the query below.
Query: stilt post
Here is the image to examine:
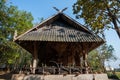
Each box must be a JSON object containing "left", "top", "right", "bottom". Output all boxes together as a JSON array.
[
  {"left": 83, "top": 50, "right": 88, "bottom": 74},
  {"left": 32, "top": 42, "right": 38, "bottom": 74}
]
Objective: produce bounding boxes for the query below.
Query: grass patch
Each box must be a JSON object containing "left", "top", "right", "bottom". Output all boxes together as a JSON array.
[
  {"left": 115, "top": 72, "right": 120, "bottom": 79},
  {"left": 107, "top": 71, "right": 120, "bottom": 79}
]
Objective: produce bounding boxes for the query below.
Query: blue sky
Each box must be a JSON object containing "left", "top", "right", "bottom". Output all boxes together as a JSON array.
[{"left": 9, "top": 0, "right": 120, "bottom": 68}]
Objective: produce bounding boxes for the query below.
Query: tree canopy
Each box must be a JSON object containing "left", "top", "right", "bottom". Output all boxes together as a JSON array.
[
  {"left": 0, "top": 0, "right": 33, "bottom": 67},
  {"left": 73, "top": 0, "right": 120, "bottom": 39},
  {"left": 88, "top": 44, "right": 117, "bottom": 72},
  {"left": 0, "top": 0, "right": 33, "bottom": 39}
]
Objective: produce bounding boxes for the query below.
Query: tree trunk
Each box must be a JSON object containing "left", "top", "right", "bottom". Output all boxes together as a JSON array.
[
  {"left": 106, "top": 4, "right": 120, "bottom": 39},
  {"left": 111, "top": 16, "right": 120, "bottom": 39}
]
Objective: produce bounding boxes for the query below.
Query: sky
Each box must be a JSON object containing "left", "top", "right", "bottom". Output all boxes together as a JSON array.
[{"left": 9, "top": 0, "right": 120, "bottom": 68}]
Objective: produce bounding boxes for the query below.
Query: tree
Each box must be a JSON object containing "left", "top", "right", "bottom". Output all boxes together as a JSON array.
[
  {"left": 87, "top": 50, "right": 102, "bottom": 72},
  {"left": 73, "top": 0, "right": 120, "bottom": 39},
  {"left": 0, "top": 0, "right": 33, "bottom": 39},
  {"left": 88, "top": 44, "right": 117, "bottom": 72},
  {"left": 0, "top": 0, "right": 33, "bottom": 70}
]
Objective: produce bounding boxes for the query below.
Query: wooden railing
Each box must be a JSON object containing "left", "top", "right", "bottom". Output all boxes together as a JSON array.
[{"left": 10, "top": 66, "right": 93, "bottom": 75}]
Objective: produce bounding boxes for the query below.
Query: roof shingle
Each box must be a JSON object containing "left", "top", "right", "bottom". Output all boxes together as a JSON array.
[{"left": 17, "top": 20, "right": 103, "bottom": 42}]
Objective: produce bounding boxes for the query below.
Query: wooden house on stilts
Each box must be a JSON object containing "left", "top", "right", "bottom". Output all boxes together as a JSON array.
[{"left": 14, "top": 11, "right": 104, "bottom": 74}]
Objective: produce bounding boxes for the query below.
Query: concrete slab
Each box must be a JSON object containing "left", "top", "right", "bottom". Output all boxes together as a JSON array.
[{"left": 12, "top": 74, "right": 109, "bottom": 80}]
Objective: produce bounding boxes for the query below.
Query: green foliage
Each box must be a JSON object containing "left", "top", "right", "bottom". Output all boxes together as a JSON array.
[
  {"left": 88, "top": 50, "right": 103, "bottom": 72},
  {"left": 0, "top": 0, "right": 33, "bottom": 67},
  {"left": 0, "top": 1, "right": 33, "bottom": 39},
  {"left": 107, "top": 72, "right": 120, "bottom": 79},
  {"left": 88, "top": 44, "right": 117, "bottom": 72},
  {"left": 73, "top": 0, "right": 120, "bottom": 38},
  {"left": 116, "top": 72, "right": 120, "bottom": 79},
  {"left": 97, "top": 44, "right": 117, "bottom": 61}
]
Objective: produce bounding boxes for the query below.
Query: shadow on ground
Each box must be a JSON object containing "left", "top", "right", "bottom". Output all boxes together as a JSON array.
[{"left": 0, "top": 72, "right": 13, "bottom": 80}]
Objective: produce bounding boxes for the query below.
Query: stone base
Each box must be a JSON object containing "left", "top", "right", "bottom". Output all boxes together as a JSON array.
[{"left": 12, "top": 74, "right": 109, "bottom": 80}]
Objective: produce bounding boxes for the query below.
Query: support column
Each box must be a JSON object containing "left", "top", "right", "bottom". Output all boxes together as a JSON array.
[
  {"left": 80, "top": 56, "right": 82, "bottom": 73},
  {"left": 74, "top": 52, "right": 80, "bottom": 66},
  {"left": 83, "top": 50, "right": 88, "bottom": 74},
  {"left": 32, "top": 42, "right": 38, "bottom": 74}
]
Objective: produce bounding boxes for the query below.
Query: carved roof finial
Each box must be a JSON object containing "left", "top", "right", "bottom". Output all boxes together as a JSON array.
[
  {"left": 13, "top": 30, "right": 17, "bottom": 40},
  {"left": 53, "top": 7, "right": 68, "bottom": 13}
]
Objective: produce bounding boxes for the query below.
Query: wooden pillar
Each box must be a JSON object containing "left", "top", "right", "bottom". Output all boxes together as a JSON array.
[
  {"left": 74, "top": 52, "right": 80, "bottom": 66},
  {"left": 80, "top": 56, "right": 83, "bottom": 73},
  {"left": 81, "top": 42, "right": 89, "bottom": 74},
  {"left": 32, "top": 42, "right": 38, "bottom": 74},
  {"left": 83, "top": 50, "right": 88, "bottom": 74}
]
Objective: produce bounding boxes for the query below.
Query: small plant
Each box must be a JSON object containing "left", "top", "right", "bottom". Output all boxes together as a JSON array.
[{"left": 107, "top": 72, "right": 119, "bottom": 79}]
